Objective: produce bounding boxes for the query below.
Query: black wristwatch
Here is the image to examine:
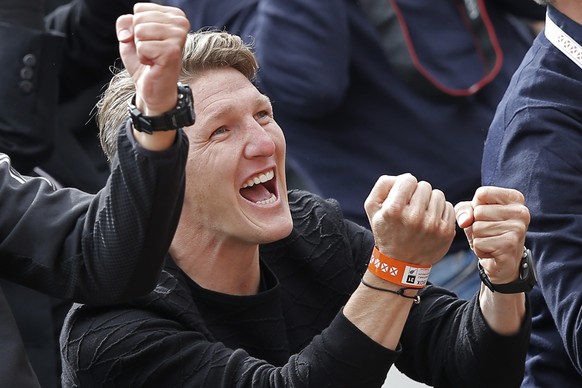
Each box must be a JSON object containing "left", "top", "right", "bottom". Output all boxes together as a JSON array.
[
  {"left": 129, "top": 83, "right": 195, "bottom": 134},
  {"left": 478, "top": 248, "right": 538, "bottom": 294}
]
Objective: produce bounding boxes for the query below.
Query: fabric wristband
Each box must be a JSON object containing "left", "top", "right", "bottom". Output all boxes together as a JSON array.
[{"left": 367, "top": 246, "right": 431, "bottom": 288}]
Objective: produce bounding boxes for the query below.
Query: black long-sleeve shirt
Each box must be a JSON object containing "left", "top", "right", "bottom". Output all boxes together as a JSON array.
[{"left": 62, "top": 191, "right": 530, "bottom": 388}]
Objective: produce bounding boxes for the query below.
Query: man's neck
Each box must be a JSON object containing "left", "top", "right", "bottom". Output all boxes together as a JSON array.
[{"left": 169, "top": 226, "right": 262, "bottom": 296}]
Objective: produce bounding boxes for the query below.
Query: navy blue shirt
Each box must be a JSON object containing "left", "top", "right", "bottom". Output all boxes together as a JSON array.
[
  {"left": 482, "top": 5, "right": 582, "bottom": 387},
  {"left": 168, "top": 0, "right": 543, "bottom": 251}
]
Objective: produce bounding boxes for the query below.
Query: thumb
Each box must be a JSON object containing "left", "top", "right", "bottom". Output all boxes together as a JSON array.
[
  {"left": 116, "top": 14, "right": 138, "bottom": 76},
  {"left": 116, "top": 14, "right": 134, "bottom": 43},
  {"left": 454, "top": 201, "right": 474, "bottom": 229},
  {"left": 364, "top": 175, "right": 398, "bottom": 221}
]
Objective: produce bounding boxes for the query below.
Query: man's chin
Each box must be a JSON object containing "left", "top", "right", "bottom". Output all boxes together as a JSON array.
[{"left": 256, "top": 216, "right": 293, "bottom": 243}]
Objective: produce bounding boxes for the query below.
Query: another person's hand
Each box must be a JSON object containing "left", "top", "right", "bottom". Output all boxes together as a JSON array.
[
  {"left": 364, "top": 173, "right": 456, "bottom": 266},
  {"left": 454, "top": 186, "right": 530, "bottom": 285}
]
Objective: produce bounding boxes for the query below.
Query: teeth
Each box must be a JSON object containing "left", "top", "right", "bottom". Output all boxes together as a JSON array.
[
  {"left": 242, "top": 170, "right": 274, "bottom": 188},
  {"left": 256, "top": 193, "right": 276, "bottom": 205}
]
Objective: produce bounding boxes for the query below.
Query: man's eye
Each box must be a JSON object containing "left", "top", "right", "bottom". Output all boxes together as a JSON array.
[
  {"left": 212, "top": 127, "right": 228, "bottom": 137},
  {"left": 256, "top": 111, "right": 272, "bottom": 122}
]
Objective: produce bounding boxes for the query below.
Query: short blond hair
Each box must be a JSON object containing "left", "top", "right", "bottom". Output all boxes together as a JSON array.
[{"left": 97, "top": 30, "right": 259, "bottom": 160}]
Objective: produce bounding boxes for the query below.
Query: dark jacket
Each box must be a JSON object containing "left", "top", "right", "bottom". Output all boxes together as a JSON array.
[
  {"left": 0, "top": 0, "right": 148, "bottom": 192},
  {"left": 482, "top": 5, "right": 582, "bottom": 387},
  {"left": 40, "top": 0, "right": 148, "bottom": 193}
]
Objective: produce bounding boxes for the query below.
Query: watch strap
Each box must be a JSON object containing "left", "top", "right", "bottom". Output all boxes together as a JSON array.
[
  {"left": 478, "top": 248, "right": 537, "bottom": 294},
  {"left": 129, "top": 83, "right": 195, "bottom": 134}
]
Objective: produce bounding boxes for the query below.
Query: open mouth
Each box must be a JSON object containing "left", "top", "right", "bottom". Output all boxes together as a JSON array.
[{"left": 240, "top": 169, "right": 277, "bottom": 205}]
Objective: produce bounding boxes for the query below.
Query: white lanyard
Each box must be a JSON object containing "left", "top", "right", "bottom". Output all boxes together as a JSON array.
[{"left": 545, "top": 13, "right": 582, "bottom": 70}]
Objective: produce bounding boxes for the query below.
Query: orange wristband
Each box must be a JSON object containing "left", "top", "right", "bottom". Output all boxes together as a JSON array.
[{"left": 367, "top": 246, "right": 431, "bottom": 289}]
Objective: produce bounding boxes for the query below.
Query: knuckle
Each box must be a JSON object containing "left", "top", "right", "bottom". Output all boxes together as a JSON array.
[
  {"left": 418, "top": 180, "right": 432, "bottom": 191},
  {"left": 517, "top": 205, "right": 531, "bottom": 225}
]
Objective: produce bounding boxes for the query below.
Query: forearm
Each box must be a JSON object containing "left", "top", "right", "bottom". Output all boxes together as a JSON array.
[
  {"left": 132, "top": 130, "right": 177, "bottom": 152},
  {"left": 479, "top": 284, "right": 526, "bottom": 335},
  {"left": 395, "top": 286, "right": 530, "bottom": 387},
  {"left": 344, "top": 271, "right": 417, "bottom": 350},
  {"left": 79, "top": 123, "right": 187, "bottom": 302}
]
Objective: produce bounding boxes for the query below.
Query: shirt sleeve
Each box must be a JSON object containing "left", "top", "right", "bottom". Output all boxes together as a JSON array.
[
  {"left": 395, "top": 286, "right": 532, "bottom": 387},
  {"left": 490, "top": 103, "right": 582, "bottom": 375},
  {"left": 61, "top": 302, "right": 398, "bottom": 387}
]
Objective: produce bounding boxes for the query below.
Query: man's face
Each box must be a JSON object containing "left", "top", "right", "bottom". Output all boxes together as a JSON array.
[{"left": 182, "top": 67, "right": 293, "bottom": 245}]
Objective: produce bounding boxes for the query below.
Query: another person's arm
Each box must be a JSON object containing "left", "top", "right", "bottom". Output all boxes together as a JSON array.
[
  {"left": 0, "top": 121, "right": 187, "bottom": 303},
  {"left": 489, "top": 103, "right": 582, "bottom": 375},
  {"left": 0, "top": 3, "right": 191, "bottom": 303}
]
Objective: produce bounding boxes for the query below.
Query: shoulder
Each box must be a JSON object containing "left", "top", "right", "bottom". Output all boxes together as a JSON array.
[
  {"left": 287, "top": 189, "right": 345, "bottom": 220},
  {"left": 274, "top": 190, "right": 372, "bottom": 250},
  {"left": 61, "top": 267, "right": 203, "bottom": 384},
  {"left": 62, "top": 268, "right": 193, "bottom": 348},
  {"left": 261, "top": 190, "right": 373, "bottom": 286},
  {"left": 60, "top": 256, "right": 250, "bottom": 384}
]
